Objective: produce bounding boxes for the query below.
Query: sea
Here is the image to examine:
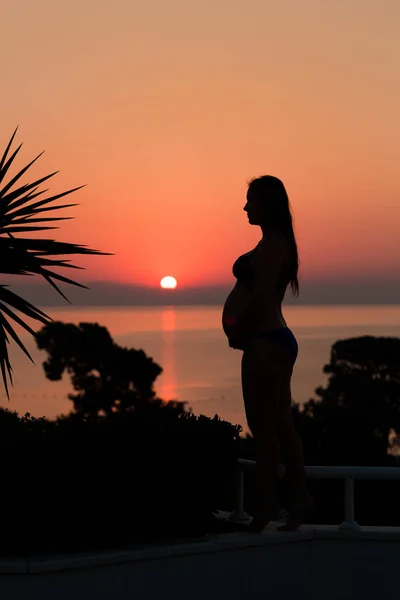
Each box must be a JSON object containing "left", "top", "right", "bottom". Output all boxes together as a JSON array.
[{"left": 2, "top": 305, "right": 400, "bottom": 434}]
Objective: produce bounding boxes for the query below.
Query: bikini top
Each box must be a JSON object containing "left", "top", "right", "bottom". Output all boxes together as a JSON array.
[
  {"left": 232, "top": 241, "right": 290, "bottom": 288},
  {"left": 232, "top": 248, "right": 257, "bottom": 283}
]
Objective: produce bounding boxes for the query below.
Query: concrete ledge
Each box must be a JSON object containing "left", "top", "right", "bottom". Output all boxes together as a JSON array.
[
  {"left": 312, "top": 524, "right": 400, "bottom": 541},
  {"left": 26, "top": 522, "right": 313, "bottom": 574},
  {"left": 0, "top": 524, "right": 399, "bottom": 575},
  {"left": 0, "top": 558, "right": 29, "bottom": 574}
]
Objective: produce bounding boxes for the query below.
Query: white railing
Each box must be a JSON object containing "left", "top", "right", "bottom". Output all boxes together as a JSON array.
[{"left": 231, "top": 459, "right": 400, "bottom": 531}]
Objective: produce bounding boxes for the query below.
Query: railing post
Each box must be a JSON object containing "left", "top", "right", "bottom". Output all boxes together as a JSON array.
[
  {"left": 339, "top": 477, "right": 361, "bottom": 531},
  {"left": 229, "top": 463, "right": 251, "bottom": 522}
]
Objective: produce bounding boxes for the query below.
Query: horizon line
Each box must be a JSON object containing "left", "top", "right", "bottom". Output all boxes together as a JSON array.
[{"left": 4, "top": 278, "right": 399, "bottom": 306}]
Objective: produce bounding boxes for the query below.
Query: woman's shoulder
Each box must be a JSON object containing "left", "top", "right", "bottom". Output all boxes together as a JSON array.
[
  {"left": 258, "top": 233, "right": 288, "bottom": 254},
  {"left": 252, "top": 235, "right": 290, "bottom": 273}
]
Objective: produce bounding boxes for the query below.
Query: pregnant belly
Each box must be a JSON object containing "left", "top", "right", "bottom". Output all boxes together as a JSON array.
[{"left": 222, "top": 284, "right": 252, "bottom": 336}]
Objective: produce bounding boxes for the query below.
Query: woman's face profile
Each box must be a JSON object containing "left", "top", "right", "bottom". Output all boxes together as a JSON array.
[{"left": 244, "top": 188, "right": 265, "bottom": 226}]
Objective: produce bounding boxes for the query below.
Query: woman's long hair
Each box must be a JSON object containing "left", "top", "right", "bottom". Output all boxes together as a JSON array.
[{"left": 248, "top": 175, "right": 300, "bottom": 297}]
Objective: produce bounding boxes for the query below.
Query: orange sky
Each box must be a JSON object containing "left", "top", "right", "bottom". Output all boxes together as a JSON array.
[{"left": 1, "top": 0, "right": 399, "bottom": 289}]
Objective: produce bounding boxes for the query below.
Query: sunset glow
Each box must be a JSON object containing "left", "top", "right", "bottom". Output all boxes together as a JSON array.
[{"left": 1, "top": 0, "right": 399, "bottom": 290}]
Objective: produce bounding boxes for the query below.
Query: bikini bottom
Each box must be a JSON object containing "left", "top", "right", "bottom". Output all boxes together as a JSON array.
[{"left": 248, "top": 327, "right": 298, "bottom": 365}]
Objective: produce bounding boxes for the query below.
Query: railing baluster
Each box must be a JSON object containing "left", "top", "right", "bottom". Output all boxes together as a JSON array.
[
  {"left": 339, "top": 477, "right": 361, "bottom": 531},
  {"left": 229, "top": 462, "right": 286, "bottom": 523},
  {"left": 230, "top": 464, "right": 251, "bottom": 522}
]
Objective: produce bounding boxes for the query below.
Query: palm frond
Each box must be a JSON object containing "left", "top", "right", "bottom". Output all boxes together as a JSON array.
[
  {"left": 0, "top": 128, "right": 113, "bottom": 399},
  {"left": 0, "top": 320, "right": 13, "bottom": 399},
  {"left": 0, "top": 127, "right": 21, "bottom": 186},
  {"left": 2, "top": 186, "right": 83, "bottom": 220},
  {"left": 0, "top": 152, "right": 50, "bottom": 200},
  {"left": 0, "top": 288, "right": 53, "bottom": 399},
  {"left": 2, "top": 226, "right": 60, "bottom": 234},
  {"left": 0, "top": 305, "right": 36, "bottom": 361}
]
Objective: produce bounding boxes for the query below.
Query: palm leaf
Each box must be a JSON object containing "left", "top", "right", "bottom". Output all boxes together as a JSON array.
[
  {"left": 0, "top": 306, "right": 36, "bottom": 361},
  {"left": 0, "top": 127, "right": 21, "bottom": 186},
  {"left": 2, "top": 186, "right": 83, "bottom": 219},
  {"left": 0, "top": 128, "right": 113, "bottom": 399},
  {"left": 2, "top": 226, "right": 60, "bottom": 233},
  {"left": 0, "top": 152, "right": 50, "bottom": 199},
  {"left": 0, "top": 321, "right": 13, "bottom": 399}
]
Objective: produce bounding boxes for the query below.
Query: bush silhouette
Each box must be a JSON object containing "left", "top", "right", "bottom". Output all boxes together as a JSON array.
[
  {"left": 35, "top": 321, "right": 188, "bottom": 418},
  {"left": 0, "top": 407, "right": 241, "bottom": 555},
  {"left": 293, "top": 335, "right": 400, "bottom": 466}
]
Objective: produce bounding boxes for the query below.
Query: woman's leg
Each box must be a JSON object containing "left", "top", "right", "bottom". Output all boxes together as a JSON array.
[
  {"left": 277, "top": 380, "right": 312, "bottom": 530},
  {"left": 241, "top": 339, "right": 291, "bottom": 529}
]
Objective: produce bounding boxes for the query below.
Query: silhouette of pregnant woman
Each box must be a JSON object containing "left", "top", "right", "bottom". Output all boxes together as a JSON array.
[{"left": 222, "top": 175, "right": 312, "bottom": 531}]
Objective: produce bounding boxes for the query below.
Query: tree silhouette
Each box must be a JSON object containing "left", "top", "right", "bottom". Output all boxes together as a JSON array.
[
  {"left": 0, "top": 128, "right": 111, "bottom": 399},
  {"left": 293, "top": 336, "right": 400, "bottom": 466},
  {"left": 35, "top": 321, "right": 186, "bottom": 418}
]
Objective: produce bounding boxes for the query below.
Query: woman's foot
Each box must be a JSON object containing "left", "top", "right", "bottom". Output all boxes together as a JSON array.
[
  {"left": 245, "top": 503, "right": 281, "bottom": 532},
  {"left": 277, "top": 494, "right": 314, "bottom": 531},
  {"left": 246, "top": 516, "right": 271, "bottom": 532},
  {"left": 210, "top": 518, "right": 264, "bottom": 534}
]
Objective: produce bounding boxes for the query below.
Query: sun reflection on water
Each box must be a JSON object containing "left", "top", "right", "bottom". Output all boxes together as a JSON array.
[{"left": 159, "top": 307, "right": 177, "bottom": 401}]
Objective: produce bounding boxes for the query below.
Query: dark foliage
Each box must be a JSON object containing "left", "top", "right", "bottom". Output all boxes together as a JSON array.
[
  {"left": 34, "top": 321, "right": 188, "bottom": 418},
  {"left": 0, "top": 408, "right": 241, "bottom": 556},
  {"left": 294, "top": 335, "right": 400, "bottom": 466}
]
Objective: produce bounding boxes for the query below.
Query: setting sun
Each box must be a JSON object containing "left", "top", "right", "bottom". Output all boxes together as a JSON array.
[{"left": 160, "top": 276, "right": 178, "bottom": 289}]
